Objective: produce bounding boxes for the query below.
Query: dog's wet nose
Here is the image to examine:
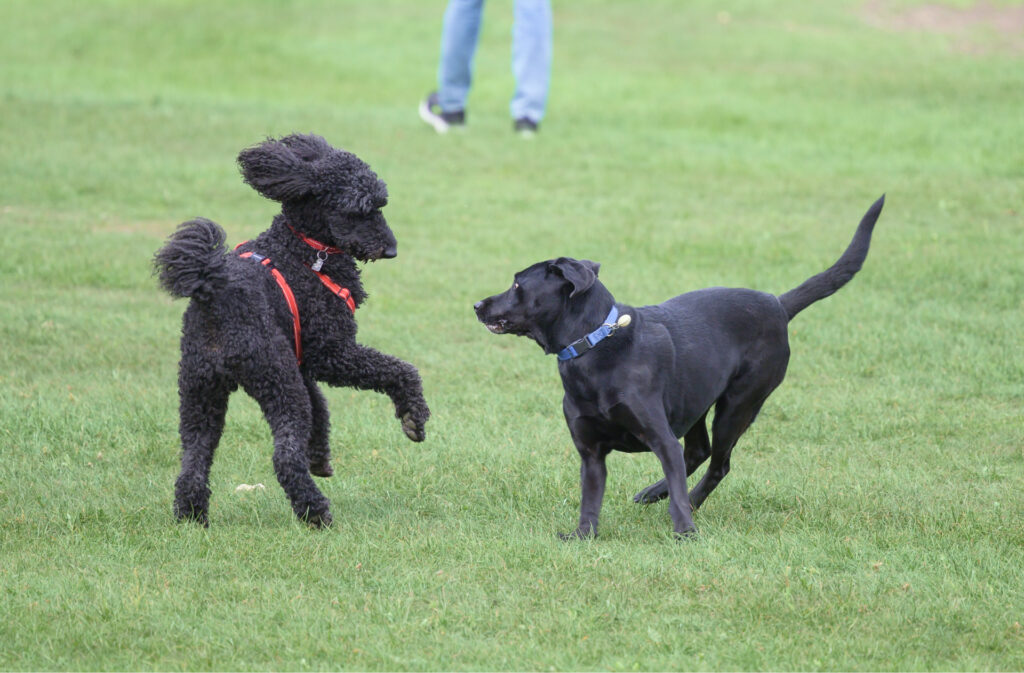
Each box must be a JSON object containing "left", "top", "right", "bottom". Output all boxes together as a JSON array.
[
  {"left": 474, "top": 301, "right": 483, "bottom": 311},
  {"left": 382, "top": 246, "right": 398, "bottom": 259}
]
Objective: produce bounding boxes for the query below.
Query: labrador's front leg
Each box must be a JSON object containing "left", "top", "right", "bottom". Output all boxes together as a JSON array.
[{"left": 559, "top": 450, "right": 607, "bottom": 540}]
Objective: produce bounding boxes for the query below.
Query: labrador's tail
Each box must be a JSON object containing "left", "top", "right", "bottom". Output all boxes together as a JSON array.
[{"left": 778, "top": 195, "right": 884, "bottom": 321}]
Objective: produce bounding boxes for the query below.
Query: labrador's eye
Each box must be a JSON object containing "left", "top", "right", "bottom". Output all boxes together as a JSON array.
[{"left": 513, "top": 282, "right": 519, "bottom": 289}]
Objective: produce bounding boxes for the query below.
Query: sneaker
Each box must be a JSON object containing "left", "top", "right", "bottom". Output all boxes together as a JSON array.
[
  {"left": 419, "top": 92, "right": 465, "bottom": 134},
  {"left": 513, "top": 117, "right": 539, "bottom": 137}
]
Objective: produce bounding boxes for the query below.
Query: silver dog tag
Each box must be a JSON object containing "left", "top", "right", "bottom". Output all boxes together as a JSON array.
[{"left": 311, "top": 252, "right": 327, "bottom": 272}]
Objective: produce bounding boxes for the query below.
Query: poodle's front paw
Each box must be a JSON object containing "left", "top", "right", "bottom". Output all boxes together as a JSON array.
[
  {"left": 396, "top": 398, "right": 429, "bottom": 442},
  {"left": 400, "top": 412, "right": 426, "bottom": 442}
]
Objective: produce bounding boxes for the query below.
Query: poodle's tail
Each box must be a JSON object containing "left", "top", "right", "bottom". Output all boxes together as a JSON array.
[
  {"left": 777, "top": 195, "right": 885, "bottom": 321},
  {"left": 153, "top": 218, "right": 230, "bottom": 301}
]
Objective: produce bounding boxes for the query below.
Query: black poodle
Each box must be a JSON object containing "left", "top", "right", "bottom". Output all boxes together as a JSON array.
[{"left": 154, "top": 133, "right": 430, "bottom": 527}]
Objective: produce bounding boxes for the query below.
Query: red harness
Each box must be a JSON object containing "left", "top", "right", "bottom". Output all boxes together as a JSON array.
[
  {"left": 236, "top": 232, "right": 356, "bottom": 364},
  {"left": 310, "top": 267, "right": 356, "bottom": 312},
  {"left": 239, "top": 252, "right": 304, "bottom": 363}
]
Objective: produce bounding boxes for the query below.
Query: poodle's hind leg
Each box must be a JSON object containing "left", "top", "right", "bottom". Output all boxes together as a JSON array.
[
  {"left": 174, "top": 370, "right": 232, "bottom": 526},
  {"left": 243, "top": 367, "right": 332, "bottom": 527},
  {"left": 305, "top": 376, "right": 333, "bottom": 478}
]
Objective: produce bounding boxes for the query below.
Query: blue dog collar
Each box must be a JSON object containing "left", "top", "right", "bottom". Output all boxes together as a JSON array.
[{"left": 556, "top": 306, "right": 622, "bottom": 361}]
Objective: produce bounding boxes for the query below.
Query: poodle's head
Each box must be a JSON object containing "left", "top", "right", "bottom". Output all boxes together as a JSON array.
[{"left": 237, "top": 134, "right": 397, "bottom": 261}]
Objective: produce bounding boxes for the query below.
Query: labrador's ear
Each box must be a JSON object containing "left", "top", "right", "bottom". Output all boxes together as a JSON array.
[
  {"left": 549, "top": 258, "right": 601, "bottom": 298},
  {"left": 236, "top": 136, "right": 319, "bottom": 202}
]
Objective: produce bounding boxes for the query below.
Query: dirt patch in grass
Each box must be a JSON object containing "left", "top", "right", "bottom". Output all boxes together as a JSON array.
[{"left": 861, "top": 0, "right": 1024, "bottom": 53}]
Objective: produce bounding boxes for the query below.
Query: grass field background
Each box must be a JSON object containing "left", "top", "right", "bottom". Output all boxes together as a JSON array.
[{"left": 1, "top": 0, "right": 1022, "bottom": 670}]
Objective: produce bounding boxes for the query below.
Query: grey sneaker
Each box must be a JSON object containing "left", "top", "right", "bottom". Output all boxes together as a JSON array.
[{"left": 419, "top": 92, "right": 465, "bottom": 134}]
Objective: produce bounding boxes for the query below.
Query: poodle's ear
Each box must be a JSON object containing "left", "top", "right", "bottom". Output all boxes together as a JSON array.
[
  {"left": 237, "top": 137, "right": 318, "bottom": 202},
  {"left": 278, "top": 133, "right": 332, "bottom": 162},
  {"left": 549, "top": 258, "right": 600, "bottom": 298}
]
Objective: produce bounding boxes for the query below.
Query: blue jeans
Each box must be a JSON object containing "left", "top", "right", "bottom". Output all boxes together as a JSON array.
[{"left": 436, "top": 0, "right": 552, "bottom": 123}]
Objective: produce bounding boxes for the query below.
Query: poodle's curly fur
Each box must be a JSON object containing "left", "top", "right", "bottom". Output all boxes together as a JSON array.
[{"left": 154, "top": 133, "right": 430, "bottom": 527}]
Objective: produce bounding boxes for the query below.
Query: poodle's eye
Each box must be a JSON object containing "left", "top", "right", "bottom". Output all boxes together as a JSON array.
[{"left": 513, "top": 282, "right": 520, "bottom": 290}]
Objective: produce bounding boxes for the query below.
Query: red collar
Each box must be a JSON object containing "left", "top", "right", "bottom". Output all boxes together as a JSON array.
[{"left": 288, "top": 224, "right": 342, "bottom": 255}]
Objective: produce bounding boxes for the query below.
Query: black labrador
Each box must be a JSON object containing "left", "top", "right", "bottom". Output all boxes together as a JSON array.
[{"left": 474, "top": 196, "right": 885, "bottom": 539}]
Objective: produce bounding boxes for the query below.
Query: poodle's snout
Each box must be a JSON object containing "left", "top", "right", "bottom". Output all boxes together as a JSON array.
[
  {"left": 474, "top": 300, "right": 483, "bottom": 311},
  {"left": 382, "top": 245, "right": 398, "bottom": 259}
]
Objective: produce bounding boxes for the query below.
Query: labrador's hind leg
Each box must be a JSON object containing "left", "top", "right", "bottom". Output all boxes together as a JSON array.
[{"left": 634, "top": 412, "right": 710, "bottom": 504}]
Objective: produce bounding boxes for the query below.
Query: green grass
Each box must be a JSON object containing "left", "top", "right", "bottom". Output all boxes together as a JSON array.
[{"left": 2, "top": 0, "right": 1023, "bottom": 669}]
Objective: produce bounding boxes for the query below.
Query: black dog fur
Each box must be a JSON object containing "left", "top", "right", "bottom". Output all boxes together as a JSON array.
[
  {"left": 475, "top": 196, "right": 885, "bottom": 539},
  {"left": 154, "top": 133, "right": 430, "bottom": 527}
]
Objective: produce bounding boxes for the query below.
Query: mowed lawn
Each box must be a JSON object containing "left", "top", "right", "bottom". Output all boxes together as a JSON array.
[{"left": 1, "top": 0, "right": 1022, "bottom": 670}]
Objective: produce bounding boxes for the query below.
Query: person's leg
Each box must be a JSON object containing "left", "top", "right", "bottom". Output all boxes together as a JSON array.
[
  {"left": 438, "top": 0, "right": 486, "bottom": 113},
  {"left": 510, "top": 0, "right": 552, "bottom": 123}
]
